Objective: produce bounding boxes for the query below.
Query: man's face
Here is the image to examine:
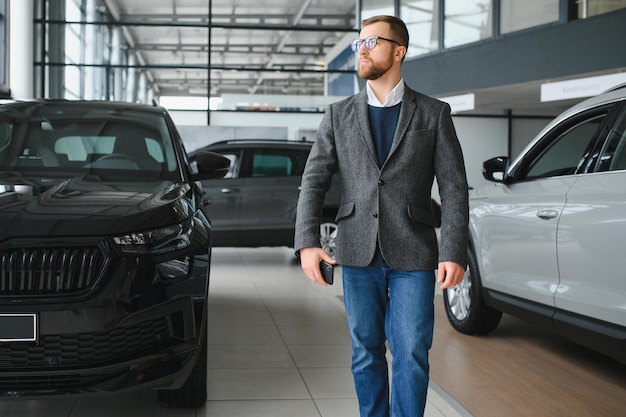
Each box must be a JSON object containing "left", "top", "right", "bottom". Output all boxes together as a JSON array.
[{"left": 356, "top": 22, "right": 399, "bottom": 80}]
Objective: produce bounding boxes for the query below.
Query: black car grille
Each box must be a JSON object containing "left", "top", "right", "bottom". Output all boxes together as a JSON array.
[
  {"left": 0, "top": 246, "right": 106, "bottom": 296},
  {"left": 0, "top": 316, "right": 175, "bottom": 372}
]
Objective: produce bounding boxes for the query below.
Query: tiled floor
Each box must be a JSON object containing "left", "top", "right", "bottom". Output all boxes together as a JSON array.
[
  {"left": 205, "top": 247, "right": 470, "bottom": 417},
  {"left": 0, "top": 247, "right": 471, "bottom": 417}
]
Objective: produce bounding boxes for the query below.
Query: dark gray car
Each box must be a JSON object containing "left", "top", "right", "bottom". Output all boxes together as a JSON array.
[{"left": 191, "top": 140, "right": 341, "bottom": 257}]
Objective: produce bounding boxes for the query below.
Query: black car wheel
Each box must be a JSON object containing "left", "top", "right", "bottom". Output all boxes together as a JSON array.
[
  {"left": 157, "top": 322, "right": 208, "bottom": 408},
  {"left": 443, "top": 245, "right": 502, "bottom": 335}
]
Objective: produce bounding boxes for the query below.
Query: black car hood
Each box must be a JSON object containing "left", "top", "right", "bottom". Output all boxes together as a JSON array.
[{"left": 0, "top": 174, "right": 196, "bottom": 239}]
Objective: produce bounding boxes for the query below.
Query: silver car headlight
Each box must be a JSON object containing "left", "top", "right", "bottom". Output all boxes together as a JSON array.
[{"left": 113, "top": 218, "right": 193, "bottom": 255}]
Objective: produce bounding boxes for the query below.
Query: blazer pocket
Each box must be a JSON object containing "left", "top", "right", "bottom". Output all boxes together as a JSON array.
[
  {"left": 405, "top": 128, "right": 432, "bottom": 135},
  {"left": 407, "top": 203, "right": 436, "bottom": 227},
  {"left": 336, "top": 201, "right": 355, "bottom": 222}
]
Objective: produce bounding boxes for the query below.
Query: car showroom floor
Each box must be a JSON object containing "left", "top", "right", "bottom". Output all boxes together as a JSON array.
[{"left": 1, "top": 247, "right": 624, "bottom": 417}]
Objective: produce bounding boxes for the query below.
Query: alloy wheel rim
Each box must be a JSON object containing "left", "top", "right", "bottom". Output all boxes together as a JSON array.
[
  {"left": 319, "top": 222, "right": 338, "bottom": 259},
  {"left": 446, "top": 267, "right": 472, "bottom": 321}
]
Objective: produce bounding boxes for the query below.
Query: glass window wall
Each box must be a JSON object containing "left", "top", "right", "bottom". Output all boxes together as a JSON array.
[
  {"left": 500, "top": 0, "right": 559, "bottom": 34},
  {"left": 400, "top": 0, "right": 439, "bottom": 58},
  {"left": 64, "top": 0, "right": 82, "bottom": 99},
  {"left": 361, "top": 0, "right": 395, "bottom": 20},
  {"left": 444, "top": 0, "right": 492, "bottom": 49},
  {"left": 37, "top": 0, "right": 356, "bottom": 111},
  {"left": 0, "top": 0, "right": 6, "bottom": 96}
]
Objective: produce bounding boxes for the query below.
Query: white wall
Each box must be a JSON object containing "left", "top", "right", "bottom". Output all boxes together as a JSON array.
[
  {"left": 177, "top": 125, "right": 288, "bottom": 153},
  {"left": 210, "top": 112, "right": 324, "bottom": 141},
  {"left": 169, "top": 110, "right": 326, "bottom": 149},
  {"left": 510, "top": 117, "right": 553, "bottom": 159},
  {"left": 452, "top": 117, "right": 509, "bottom": 192}
]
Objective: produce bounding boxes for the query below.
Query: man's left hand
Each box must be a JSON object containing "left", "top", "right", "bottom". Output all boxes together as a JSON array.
[{"left": 437, "top": 261, "right": 466, "bottom": 289}]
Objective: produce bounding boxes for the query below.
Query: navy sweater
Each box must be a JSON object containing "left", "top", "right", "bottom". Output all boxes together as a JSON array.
[
  {"left": 368, "top": 103, "right": 401, "bottom": 167},
  {"left": 368, "top": 102, "right": 402, "bottom": 266}
]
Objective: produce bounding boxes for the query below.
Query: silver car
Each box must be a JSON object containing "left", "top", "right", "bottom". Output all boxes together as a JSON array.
[{"left": 444, "top": 83, "right": 626, "bottom": 363}]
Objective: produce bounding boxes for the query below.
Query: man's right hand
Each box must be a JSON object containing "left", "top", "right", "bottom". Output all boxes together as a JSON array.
[{"left": 299, "top": 247, "right": 336, "bottom": 286}]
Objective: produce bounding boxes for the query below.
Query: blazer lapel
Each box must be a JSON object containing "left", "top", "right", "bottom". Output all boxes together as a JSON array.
[
  {"left": 352, "top": 89, "right": 379, "bottom": 166},
  {"left": 387, "top": 86, "right": 416, "bottom": 161}
]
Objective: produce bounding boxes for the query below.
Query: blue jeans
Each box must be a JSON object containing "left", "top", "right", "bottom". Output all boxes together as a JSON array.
[{"left": 342, "top": 265, "right": 435, "bottom": 417}]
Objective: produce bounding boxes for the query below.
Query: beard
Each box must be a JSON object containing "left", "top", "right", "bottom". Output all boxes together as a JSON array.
[{"left": 358, "top": 57, "right": 394, "bottom": 80}]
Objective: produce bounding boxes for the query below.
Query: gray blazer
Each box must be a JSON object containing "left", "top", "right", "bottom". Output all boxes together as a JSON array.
[{"left": 295, "top": 85, "right": 469, "bottom": 270}]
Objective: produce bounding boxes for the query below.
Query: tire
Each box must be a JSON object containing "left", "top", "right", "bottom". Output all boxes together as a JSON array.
[
  {"left": 319, "top": 218, "right": 338, "bottom": 259},
  {"left": 443, "top": 245, "right": 502, "bottom": 335},
  {"left": 157, "top": 323, "right": 208, "bottom": 408}
]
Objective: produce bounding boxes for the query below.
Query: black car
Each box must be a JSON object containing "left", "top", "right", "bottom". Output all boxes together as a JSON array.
[
  {"left": 190, "top": 139, "right": 342, "bottom": 257},
  {"left": 0, "top": 100, "right": 229, "bottom": 406}
]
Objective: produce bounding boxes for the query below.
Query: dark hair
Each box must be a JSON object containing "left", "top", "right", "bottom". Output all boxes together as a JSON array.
[{"left": 362, "top": 15, "right": 409, "bottom": 49}]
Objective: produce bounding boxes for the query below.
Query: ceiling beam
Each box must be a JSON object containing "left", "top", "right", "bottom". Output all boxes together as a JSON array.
[{"left": 251, "top": 0, "right": 314, "bottom": 94}]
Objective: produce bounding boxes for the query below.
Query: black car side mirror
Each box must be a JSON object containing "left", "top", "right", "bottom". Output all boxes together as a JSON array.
[
  {"left": 482, "top": 156, "right": 509, "bottom": 183},
  {"left": 193, "top": 151, "right": 230, "bottom": 180}
]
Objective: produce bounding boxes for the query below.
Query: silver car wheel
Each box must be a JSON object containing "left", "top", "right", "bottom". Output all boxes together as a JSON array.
[
  {"left": 320, "top": 222, "right": 338, "bottom": 259},
  {"left": 445, "top": 267, "right": 472, "bottom": 321}
]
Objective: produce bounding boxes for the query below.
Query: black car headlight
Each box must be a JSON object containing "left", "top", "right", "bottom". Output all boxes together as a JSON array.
[{"left": 113, "top": 218, "right": 193, "bottom": 255}]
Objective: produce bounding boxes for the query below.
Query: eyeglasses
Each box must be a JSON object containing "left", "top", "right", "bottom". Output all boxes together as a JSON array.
[{"left": 351, "top": 36, "right": 402, "bottom": 52}]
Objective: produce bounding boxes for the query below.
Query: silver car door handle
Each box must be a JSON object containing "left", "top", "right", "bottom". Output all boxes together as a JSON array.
[
  {"left": 221, "top": 188, "right": 234, "bottom": 193},
  {"left": 536, "top": 209, "right": 559, "bottom": 220}
]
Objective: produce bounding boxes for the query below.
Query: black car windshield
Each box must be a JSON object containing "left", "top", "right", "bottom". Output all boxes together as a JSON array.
[{"left": 0, "top": 102, "right": 181, "bottom": 182}]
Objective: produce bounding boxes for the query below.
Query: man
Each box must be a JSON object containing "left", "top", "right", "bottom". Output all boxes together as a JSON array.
[{"left": 294, "top": 15, "right": 469, "bottom": 417}]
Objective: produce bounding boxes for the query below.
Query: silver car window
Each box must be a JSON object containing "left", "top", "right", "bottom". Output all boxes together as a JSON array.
[{"left": 523, "top": 114, "right": 607, "bottom": 180}]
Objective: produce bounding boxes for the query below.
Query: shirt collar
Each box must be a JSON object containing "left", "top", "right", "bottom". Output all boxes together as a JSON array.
[{"left": 366, "top": 79, "right": 405, "bottom": 107}]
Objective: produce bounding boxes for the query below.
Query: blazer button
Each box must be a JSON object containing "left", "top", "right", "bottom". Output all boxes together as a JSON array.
[
  {"left": 378, "top": 179, "right": 384, "bottom": 186},
  {"left": 372, "top": 212, "right": 378, "bottom": 218}
]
